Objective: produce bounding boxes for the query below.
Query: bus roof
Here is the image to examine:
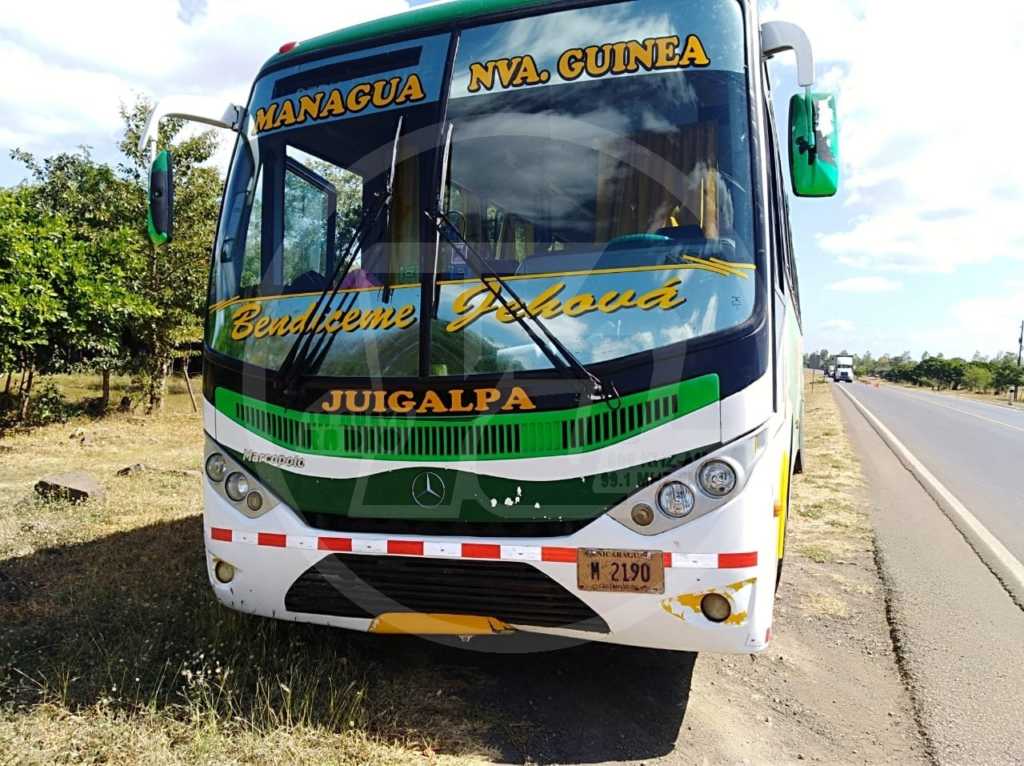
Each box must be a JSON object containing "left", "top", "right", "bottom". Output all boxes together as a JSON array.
[{"left": 262, "top": 0, "right": 557, "bottom": 72}]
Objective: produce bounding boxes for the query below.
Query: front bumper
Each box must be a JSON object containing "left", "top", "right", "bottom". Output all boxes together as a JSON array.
[{"left": 203, "top": 450, "right": 779, "bottom": 653}]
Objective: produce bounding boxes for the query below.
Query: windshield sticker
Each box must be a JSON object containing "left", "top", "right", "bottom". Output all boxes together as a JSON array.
[
  {"left": 223, "top": 261, "right": 752, "bottom": 343},
  {"left": 445, "top": 276, "right": 686, "bottom": 333},
  {"left": 250, "top": 33, "right": 449, "bottom": 136},
  {"left": 467, "top": 35, "right": 710, "bottom": 94},
  {"left": 255, "top": 76, "right": 427, "bottom": 134},
  {"left": 230, "top": 301, "right": 417, "bottom": 341},
  {"left": 451, "top": 0, "right": 743, "bottom": 97}
]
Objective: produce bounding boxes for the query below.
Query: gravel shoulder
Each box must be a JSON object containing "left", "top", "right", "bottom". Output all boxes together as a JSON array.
[
  {"left": 836, "top": 382, "right": 1024, "bottom": 765},
  {"left": 668, "top": 378, "right": 925, "bottom": 765}
]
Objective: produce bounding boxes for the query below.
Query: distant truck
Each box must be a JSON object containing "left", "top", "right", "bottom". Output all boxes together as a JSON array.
[
  {"left": 834, "top": 355, "right": 854, "bottom": 383},
  {"left": 827, "top": 364, "right": 835, "bottom": 378}
]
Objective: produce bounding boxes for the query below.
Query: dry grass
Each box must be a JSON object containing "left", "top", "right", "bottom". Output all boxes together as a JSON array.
[
  {"left": 786, "top": 375, "right": 874, "bottom": 618},
  {"left": 0, "top": 374, "right": 498, "bottom": 765},
  {"left": 799, "top": 592, "right": 849, "bottom": 619}
]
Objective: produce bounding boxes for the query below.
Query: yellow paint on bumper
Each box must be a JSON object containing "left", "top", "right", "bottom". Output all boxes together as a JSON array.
[{"left": 368, "top": 612, "right": 514, "bottom": 635}]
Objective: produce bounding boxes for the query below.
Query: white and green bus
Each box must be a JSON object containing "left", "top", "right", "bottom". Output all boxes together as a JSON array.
[{"left": 142, "top": 0, "right": 838, "bottom": 652}]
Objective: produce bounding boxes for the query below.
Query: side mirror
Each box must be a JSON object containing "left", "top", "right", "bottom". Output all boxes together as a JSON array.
[
  {"left": 788, "top": 92, "right": 839, "bottom": 197},
  {"left": 147, "top": 150, "right": 174, "bottom": 245}
]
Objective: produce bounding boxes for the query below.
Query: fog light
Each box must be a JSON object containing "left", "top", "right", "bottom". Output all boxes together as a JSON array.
[
  {"left": 246, "top": 491, "right": 264, "bottom": 513},
  {"left": 214, "top": 560, "right": 235, "bottom": 584},
  {"left": 631, "top": 503, "right": 655, "bottom": 526},
  {"left": 225, "top": 472, "right": 249, "bottom": 501},
  {"left": 701, "top": 592, "right": 731, "bottom": 622},
  {"left": 698, "top": 460, "right": 737, "bottom": 498},
  {"left": 205, "top": 453, "right": 227, "bottom": 482},
  {"left": 657, "top": 481, "right": 695, "bottom": 518}
]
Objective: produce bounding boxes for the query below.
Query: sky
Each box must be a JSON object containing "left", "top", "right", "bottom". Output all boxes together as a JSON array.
[{"left": 1, "top": 0, "right": 1022, "bottom": 360}]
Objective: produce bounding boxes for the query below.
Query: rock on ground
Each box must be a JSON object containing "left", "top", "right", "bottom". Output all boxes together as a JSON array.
[{"left": 34, "top": 472, "right": 105, "bottom": 503}]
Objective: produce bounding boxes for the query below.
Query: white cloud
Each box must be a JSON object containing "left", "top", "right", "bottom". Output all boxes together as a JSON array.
[
  {"left": 0, "top": 1, "right": 410, "bottom": 172},
  {"left": 763, "top": 0, "right": 1024, "bottom": 274},
  {"left": 826, "top": 276, "right": 901, "bottom": 293},
  {"left": 908, "top": 289, "right": 1024, "bottom": 359},
  {"left": 592, "top": 330, "right": 656, "bottom": 360},
  {"left": 820, "top": 319, "right": 855, "bottom": 333}
]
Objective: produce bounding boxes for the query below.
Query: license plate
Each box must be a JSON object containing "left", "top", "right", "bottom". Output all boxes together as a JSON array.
[{"left": 577, "top": 548, "right": 665, "bottom": 594}]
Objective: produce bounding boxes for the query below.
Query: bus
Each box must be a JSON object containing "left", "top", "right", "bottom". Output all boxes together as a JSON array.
[{"left": 141, "top": 0, "right": 838, "bottom": 652}]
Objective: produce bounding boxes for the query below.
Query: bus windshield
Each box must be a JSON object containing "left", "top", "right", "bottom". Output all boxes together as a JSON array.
[{"left": 207, "top": 0, "right": 757, "bottom": 380}]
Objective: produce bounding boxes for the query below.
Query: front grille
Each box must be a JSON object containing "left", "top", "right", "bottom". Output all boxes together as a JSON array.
[
  {"left": 330, "top": 420, "right": 521, "bottom": 458},
  {"left": 300, "top": 513, "right": 597, "bottom": 538},
  {"left": 220, "top": 374, "right": 717, "bottom": 461},
  {"left": 236, "top": 402, "right": 312, "bottom": 450},
  {"left": 284, "top": 554, "right": 609, "bottom": 633},
  {"left": 562, "top": 392, "right": 678, "bottom": 450}
]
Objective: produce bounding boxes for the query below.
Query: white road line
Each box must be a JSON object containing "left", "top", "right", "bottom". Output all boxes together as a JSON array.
[
  {"left": 871, "top": 384, "right": 1024, "bottom": 434},
  {"left": 836, "top": 384, "right": 1024, "bottom": 611}
]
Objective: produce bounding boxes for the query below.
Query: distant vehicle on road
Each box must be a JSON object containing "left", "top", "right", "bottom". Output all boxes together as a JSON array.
[
  {"left": 834, "top": 355, "right": 854, "bottom": 383},
  {"left": 827, "top": 364, "right": 836, "bottom": 378}
]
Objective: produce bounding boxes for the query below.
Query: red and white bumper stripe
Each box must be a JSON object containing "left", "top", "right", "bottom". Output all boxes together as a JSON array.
[{"left": 208, "top": 527, "right": 757, "bottom": 570}]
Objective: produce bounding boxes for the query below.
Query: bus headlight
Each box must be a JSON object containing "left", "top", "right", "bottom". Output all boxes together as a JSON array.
[
  {"left": 205, "top": 453, "right": 227, "bottom": 482},
  {"left": 206, "top": 438, "right": 276, "bottom": 518},
  {"left": 606, "top": 426, "right": 764, "bottom": 535},
  {"left": 657, "top": 481, "right": 695, "bottom": 518},
  {"left": 225, "top": 472, "right": 250, "bottom": 501},
  {"left": 698, "top": 460, "right": 737, "bottom": 498}
]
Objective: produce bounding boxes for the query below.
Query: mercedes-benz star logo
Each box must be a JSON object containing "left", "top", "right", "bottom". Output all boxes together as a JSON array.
[{"left": 411, "top": 471, "right": 446, "bottom": 508}]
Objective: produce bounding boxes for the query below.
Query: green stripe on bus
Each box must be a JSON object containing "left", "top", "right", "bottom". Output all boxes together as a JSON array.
[
  {"left": 231, "top": 443, "right": 718, "bottom": 523},
  {"left": 215, "top": 374, "right": 719, "bottom": 461}
]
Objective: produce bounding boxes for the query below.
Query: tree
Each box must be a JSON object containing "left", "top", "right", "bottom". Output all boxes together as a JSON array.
[
  {"left": 963, "top": 364, "right": 993, "bottom": 392},
  {"left": 10, "top": 148, "right": 157, "bottom": 408},
  {"left": 993, "top": 360, "right": 1024, "bottom": 394},
  {"left": 0, "top": 188, "right": 68, "bottom": 417}
]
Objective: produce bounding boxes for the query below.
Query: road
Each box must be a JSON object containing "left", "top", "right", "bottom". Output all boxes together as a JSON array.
[
  {"left": 838, "top": 381, "right": 1024, "bottom": 560},
  {"left": 834, "top": 382, "right": 1024, "bottom": 765}
]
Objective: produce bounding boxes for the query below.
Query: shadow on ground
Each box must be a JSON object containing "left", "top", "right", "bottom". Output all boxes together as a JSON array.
[{"left": 0, "top": 516, "right": 693, "bottom": 763}]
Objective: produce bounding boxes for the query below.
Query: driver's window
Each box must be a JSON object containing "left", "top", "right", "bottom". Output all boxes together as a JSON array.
[{"left": 282, "top": 147, "right": 338, "bottom": 293}]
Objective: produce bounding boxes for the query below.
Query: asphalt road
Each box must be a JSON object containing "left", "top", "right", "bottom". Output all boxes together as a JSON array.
[
  {"left": 836, "top": 381, "right": 1024, "bottom": 561},
  {"left": 835, "top": 384, "right": 1024, "bottom": 765}
]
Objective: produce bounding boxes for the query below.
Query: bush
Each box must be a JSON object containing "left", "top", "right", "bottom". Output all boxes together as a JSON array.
[
  {"left": 25, "top": 382, "right": 74, "bottom": 426},
  {"left": 963, "top": 365, "right": 993, "bottom": 393}
]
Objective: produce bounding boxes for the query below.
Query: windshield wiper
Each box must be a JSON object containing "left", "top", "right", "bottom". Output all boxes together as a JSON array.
[
  {"left": 425, "top": 122, "right": 616, "bottom": 405},
  {"left": 276, "top": 116, "right": 404, "bottom": 402},
  {"left": 428, "top": 207, "right": 618, "bottom": 406}
]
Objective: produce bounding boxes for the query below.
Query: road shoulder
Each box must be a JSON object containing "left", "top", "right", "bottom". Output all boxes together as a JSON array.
[
  {"left": 676, "top": 378, "right": 925, "bottom": 764},
  {"left": 836, "top": 385, "right": 1024, "bottom": 765}
]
